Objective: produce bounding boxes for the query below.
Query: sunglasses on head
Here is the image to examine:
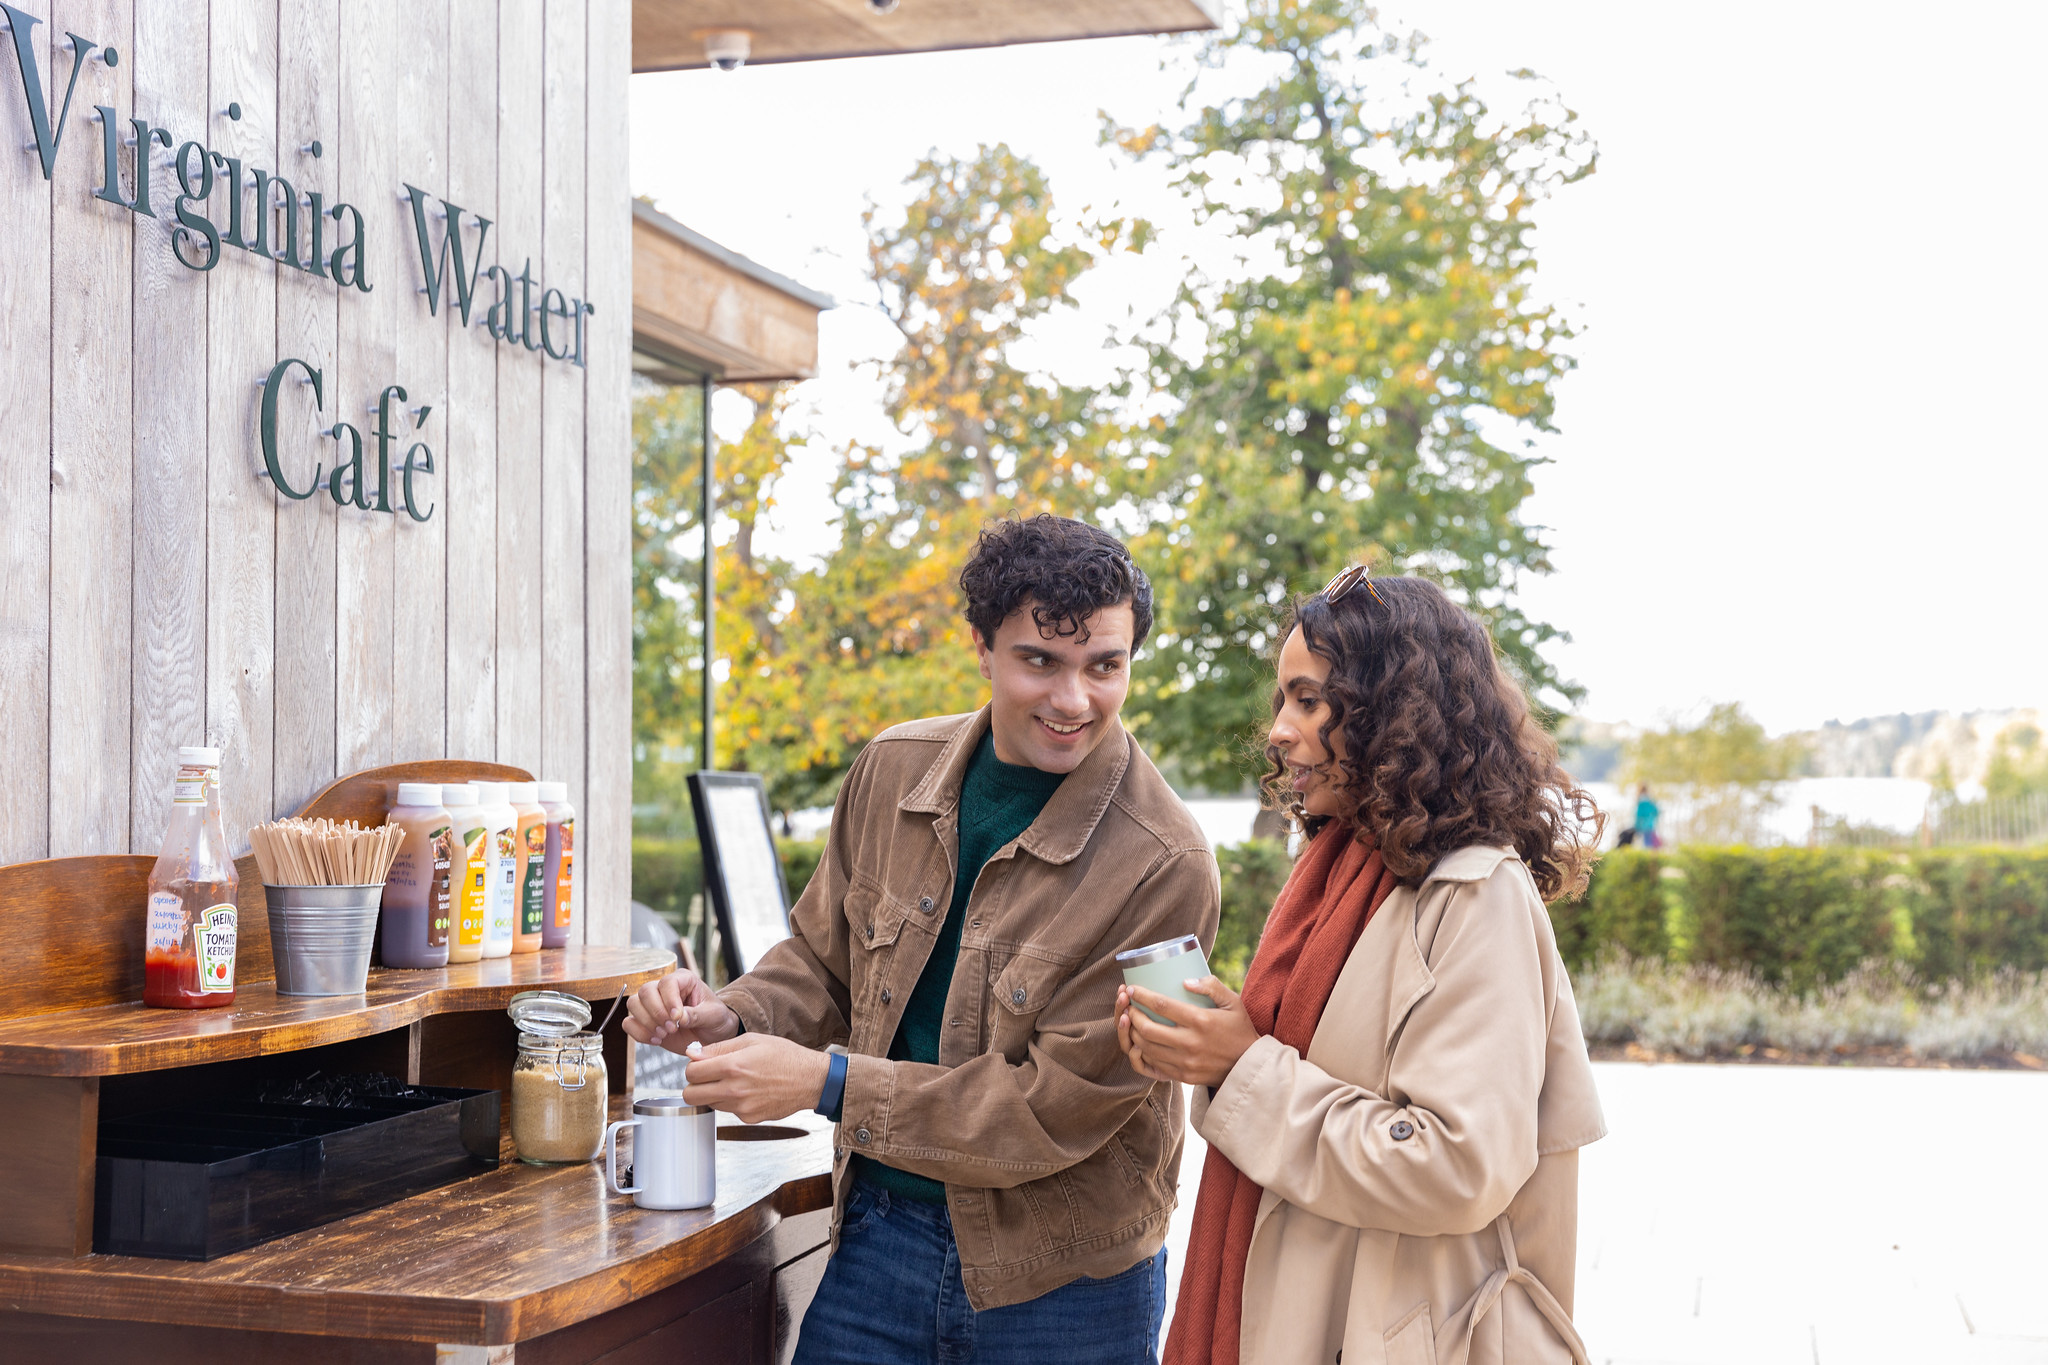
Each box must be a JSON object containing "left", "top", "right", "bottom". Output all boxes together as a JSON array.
[{"left": 1322, "top": 564, "right": 1388, "bottom": 609}]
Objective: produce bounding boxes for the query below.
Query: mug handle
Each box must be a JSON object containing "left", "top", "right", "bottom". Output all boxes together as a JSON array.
[{"left": 606, "top": 1118, "right": 642, "bottom": 1195}]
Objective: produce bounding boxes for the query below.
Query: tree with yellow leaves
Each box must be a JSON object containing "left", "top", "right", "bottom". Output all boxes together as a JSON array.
[
  {"left": 752, "top": 144, "right": 1134, "bottom": 805},
  {"left": 1108, "top": 0, "right": 1596, "bottom": 795},
  {"left": 633, "top": 146, "right": 1136, "bottom": 822}
]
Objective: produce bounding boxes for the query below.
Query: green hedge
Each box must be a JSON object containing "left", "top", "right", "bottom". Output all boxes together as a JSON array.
[
  {"left": 639, "top": 838, "right": 2048, "bottom": 990},
  {"left": 1555, "top": 846, "right": 2048, "bottom": 987},
  {"left": 1211, "top": 840, "right": 1295, "bottom": 988},
  {"left": 632, "top": 837, "right": 827, "bottom": 934}
]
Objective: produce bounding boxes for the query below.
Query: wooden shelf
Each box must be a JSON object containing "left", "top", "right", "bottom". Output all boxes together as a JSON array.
[
  {"left": 0, "top": 1110, "right": 836, "bottom": 1346},
  {"left": 0, "top": 947, "right": 676, "bottom": 1077}
]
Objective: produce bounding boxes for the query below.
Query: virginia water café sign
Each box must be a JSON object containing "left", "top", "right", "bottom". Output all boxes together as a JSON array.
[{"left": 3, "top": 1, "right": 595, "bottom": 521}]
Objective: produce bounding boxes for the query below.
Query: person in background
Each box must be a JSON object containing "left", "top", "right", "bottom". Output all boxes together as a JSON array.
[
  {"left": 1634, "top": 782, "right": 1661, "bottom": 849},
  {"left": 1116, "top": 570, "right": 1607, "bottom": 1365},
  {"left": 624, "top": 514, "right": 1218, "bottom": 1365}
]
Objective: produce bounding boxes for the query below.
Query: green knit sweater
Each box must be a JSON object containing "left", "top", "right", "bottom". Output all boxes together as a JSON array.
[{"left": 853, "top": 729, "right": 1065, "bottom": 1203}]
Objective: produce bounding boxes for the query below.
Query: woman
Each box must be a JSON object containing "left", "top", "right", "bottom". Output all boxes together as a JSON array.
[{"left": 1118, "top": 571, "right": 1607, "bottom": 1365}]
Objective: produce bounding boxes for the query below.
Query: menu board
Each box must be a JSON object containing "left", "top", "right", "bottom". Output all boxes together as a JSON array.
[{"left": 687, "top": 772, "right": 792, "bottom": 978}]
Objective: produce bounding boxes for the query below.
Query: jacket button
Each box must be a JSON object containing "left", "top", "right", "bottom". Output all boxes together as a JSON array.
[
  {"left": 1390, "top": 1119, "right": 1415, "bottom": 1141},
  {"left": 881, "top": 988, "right": 893, "bottom": 1005},
  {"left": 863, "top": 924, "right": 873, "bottom": 940},
  {"left": 854, "top": 1127, "right": 871, "bottom": 1145},
  {"left": 919, "top": 896, "right": 934, "bottom": 913},
  {"left": 1011, "top": 988, "right": 1027, "bottom": 1006}
]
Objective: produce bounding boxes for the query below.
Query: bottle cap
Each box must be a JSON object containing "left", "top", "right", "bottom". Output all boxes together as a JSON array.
[
  {"left": 506, "top": 782, "right": 539, "bottom": 804},
  {"left": 537, "top": 781, "right": 568, "bottom": 802},
  {"left": 177, "top": 746, "right": 222, "bottom": 767},
  {"left": 396, "top": 782, "right": 445, "bottom": 807},
  {"left": 472, "top": 781, "right": 507, "bottom": 804},
  {"left": 442, "top": 784, "right": 479, "bottom": 807}
]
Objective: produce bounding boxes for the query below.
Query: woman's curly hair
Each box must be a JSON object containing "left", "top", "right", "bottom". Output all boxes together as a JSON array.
[{"left": 1260, "top": 575, "right": 1601, "bottom": 900}]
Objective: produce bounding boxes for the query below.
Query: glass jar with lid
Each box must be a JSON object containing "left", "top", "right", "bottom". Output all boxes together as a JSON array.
[{"left": 508, "top": 989, "right": 609, "bottom": 1165}]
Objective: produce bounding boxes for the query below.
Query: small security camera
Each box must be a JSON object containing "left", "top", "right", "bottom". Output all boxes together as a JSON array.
[
  {"left": 867, "top": 0, "right": 900, "bottom": 12},
  {"left": 704, "top": 29, "right": 750, "bottom": 71}
]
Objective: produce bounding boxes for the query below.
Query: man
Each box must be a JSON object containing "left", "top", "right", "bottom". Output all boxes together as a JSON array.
[{"left": 625, "top": 515, "right": 1219, "bottom": 1364}]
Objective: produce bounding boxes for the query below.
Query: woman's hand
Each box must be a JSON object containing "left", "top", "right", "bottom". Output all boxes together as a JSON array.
[
  {"left": 678, "top": 1033, "right": 831, "bottom": 1124},
  {"left": 1116, "top": 976, "right": 1260, "bottom": 1088}
]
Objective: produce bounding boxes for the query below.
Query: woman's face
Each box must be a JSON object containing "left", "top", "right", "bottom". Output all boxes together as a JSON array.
[{"left": 1269, "top": 627, "right": 1350, "bottom": 819}]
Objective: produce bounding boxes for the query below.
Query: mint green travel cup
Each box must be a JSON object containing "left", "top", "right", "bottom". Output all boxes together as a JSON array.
[{"left": 1117, "top": 935, "right": 1216, "bottom": 1026}]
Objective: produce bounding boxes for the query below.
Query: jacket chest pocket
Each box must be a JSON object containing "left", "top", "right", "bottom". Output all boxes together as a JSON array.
[
  {"left": 846, "top": 876, "right": 904, "bottom": 952},
  {"left": 987, "top": 952, "right": 1076, "bottom": 1060},
  {"left": 843, "top": 878, "right": 906, "bottom": 1048}
]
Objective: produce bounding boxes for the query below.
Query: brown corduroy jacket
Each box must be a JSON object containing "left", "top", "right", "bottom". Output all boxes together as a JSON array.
[{"left": 719, "top": 707, "right": 1220, "bottom": 1310}]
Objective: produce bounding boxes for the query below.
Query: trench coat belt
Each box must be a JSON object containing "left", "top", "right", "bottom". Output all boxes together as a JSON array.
[{"left": 1435, "top": 1215, "right": 1592, "bottom": 1365}]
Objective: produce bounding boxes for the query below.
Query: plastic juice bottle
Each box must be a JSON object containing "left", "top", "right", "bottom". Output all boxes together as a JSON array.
[
  {"left": 442, "top": 784, "right": 486, "bottom": 964},
  {"left": 381, "top": 782, "right": 453, "bottom": 970},
  {"left": 143, "top": 746, "right": 239, "bottom": 1009},
  {"left": 473, "top": 781, "right": 518, "bottom": 959},
  {"left": 537, "top": 780, "right": 577, "bottom": 949},
  {"left": 508, "top": 782, "right": 547, "bottom": 955}
]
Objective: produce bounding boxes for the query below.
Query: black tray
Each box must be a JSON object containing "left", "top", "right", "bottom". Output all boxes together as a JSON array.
[{"left": 94, "top": 1082, "right": 500, "bottom": 1260}]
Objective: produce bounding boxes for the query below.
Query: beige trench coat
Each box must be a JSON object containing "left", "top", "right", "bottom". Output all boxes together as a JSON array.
[{"left": 1192, "top": 845, "right": 1607, "bottom": 1365}]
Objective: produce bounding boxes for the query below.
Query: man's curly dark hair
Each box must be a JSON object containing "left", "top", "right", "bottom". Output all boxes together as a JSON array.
[
  {"left": 1261, "top": 575, "right": 1601, "bottom": 900},
  {"left": 958, "top": 515, "right": 1153, "bottom": 651}
]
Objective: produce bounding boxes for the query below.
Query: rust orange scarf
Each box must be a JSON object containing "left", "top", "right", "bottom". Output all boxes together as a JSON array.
[{"left": 1164, "top": 821, "right": 1401, "bottom": 1365}]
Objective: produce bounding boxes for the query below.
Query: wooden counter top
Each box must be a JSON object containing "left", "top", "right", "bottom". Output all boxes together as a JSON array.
[
  {"left": 0, "top": 1111, "right": 836, "bottom": 1346},
  {"left": 0, "top": 947, "right": 677, "bottom": 1076}
]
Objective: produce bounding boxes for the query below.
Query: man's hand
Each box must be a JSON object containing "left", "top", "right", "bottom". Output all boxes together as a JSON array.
[
  {"left": 1116, "top": 976, "right": 1260, "bottom": 1088},
  {"left": 679, "top": 1033, "right": 833, "bottom": 1124},
  {"left": 623, "top": 968, "right": 742, "bottom": 1055}
]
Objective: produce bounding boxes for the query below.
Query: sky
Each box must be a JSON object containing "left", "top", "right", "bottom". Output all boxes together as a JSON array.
[{"left": 628, "top": 1, "right": 2048, "bottom": 736}]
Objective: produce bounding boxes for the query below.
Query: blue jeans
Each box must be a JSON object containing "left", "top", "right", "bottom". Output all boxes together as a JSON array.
[{"left": 791, "top": 1178, "right": 1168, "bottom": 1365}]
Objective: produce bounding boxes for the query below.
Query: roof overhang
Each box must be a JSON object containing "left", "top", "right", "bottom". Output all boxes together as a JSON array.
[
  {"left": 631, "top": 201, "right": 832, "bottom": 383},
  {"left": 632, "top": 0, "right": 1217, "bottom": 73}
]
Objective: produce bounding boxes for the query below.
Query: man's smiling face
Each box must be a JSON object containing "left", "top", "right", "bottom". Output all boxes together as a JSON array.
[{"left": 975, "top": 599, "right": 1136, "bottom": 774}]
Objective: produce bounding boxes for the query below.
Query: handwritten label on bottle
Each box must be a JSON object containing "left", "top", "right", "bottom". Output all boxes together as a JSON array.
[{"left": 147, "top": 892, "right": 185, "bottom": 954}]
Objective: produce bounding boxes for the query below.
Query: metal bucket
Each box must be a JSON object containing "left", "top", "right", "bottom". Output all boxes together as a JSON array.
[{"left": 265, "top": 885, "right": 382, "bottom": 996}]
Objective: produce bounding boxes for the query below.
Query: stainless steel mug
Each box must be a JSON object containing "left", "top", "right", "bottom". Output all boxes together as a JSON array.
[
  {"left": 1116, "top": 934, "right": 1218, "bottom": 1026},
  {"left": 606, "top": 1095, "right": 717, "bottom": 1210}
]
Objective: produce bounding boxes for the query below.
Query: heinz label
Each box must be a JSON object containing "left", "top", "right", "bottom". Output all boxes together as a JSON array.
[{"left": 197, "top": 904, "right": 237, "bottom": 992}]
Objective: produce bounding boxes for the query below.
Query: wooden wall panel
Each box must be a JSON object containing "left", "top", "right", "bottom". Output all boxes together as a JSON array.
[
  {"left": 272, "top": 0, "right": 340, "bottom": 819},
  {"left": 541, "top": 0, "right": 587, "bottom": 928},
  {"left": 129, "top": 0, "right": 210, "bottom": 854},
  {"left": 388, "top": 0, "right": 449, "bottom": 763},
  {"left": 495, "top": 2, "right": 544, "bottom": 779},
  {"left": 206, "top": 0, "right": 280, "bottom": 850},
  {"left": 333, "top": 0, "right": 398, "bottom": 773},
  {"left": 0, "top": 5, "right": 52, "bottom": 866},
  {"left": 584, "top": 0, "right": 631, "bottom": 946},
  {"left": 47, "top": 0, "right": 132, "bottom": 858},
  {"left": 443, "top": 2, "right": 499, "bottom": 764},
  {"left": 1, "top": 0, "right": 629, "bottom": 945}
]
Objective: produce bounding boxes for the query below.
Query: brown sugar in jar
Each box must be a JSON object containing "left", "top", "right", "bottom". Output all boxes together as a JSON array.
[{"left": 506, "top": 991, "right": 608, "bottom": 1165}]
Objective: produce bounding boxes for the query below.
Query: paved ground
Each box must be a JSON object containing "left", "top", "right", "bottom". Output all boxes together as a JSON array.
[{"left": 1162, "top": 1062, "right": 2048, "bottom": 1363}]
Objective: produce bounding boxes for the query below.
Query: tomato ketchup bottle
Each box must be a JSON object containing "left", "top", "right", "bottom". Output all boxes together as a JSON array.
[{"left": 143, "top": 747, "right": 240, "bottom": 1009}]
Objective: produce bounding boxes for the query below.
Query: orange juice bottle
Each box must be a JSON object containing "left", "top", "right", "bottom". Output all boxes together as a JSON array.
[
  {"left": 441, "top": 784, "right": 486, "bottom": 964},
  {"left": 508, "top": 782, "right": 547, "bottom": 954}
]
